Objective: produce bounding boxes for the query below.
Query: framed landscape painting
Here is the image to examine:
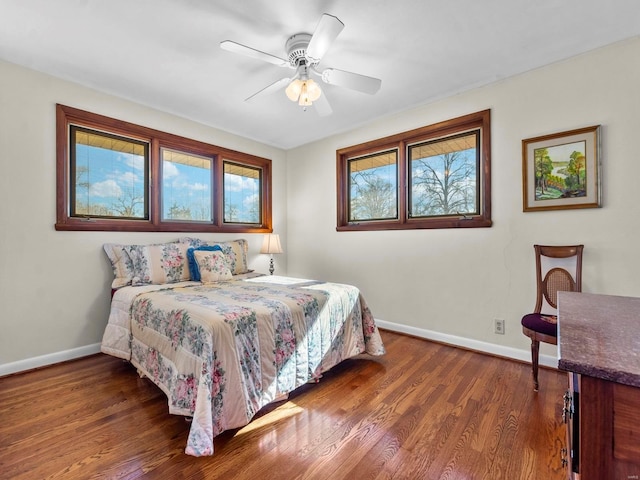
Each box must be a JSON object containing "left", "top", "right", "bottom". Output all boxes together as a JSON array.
[{"left": 522, "top": 125, "right": 601, "bottom": 212}]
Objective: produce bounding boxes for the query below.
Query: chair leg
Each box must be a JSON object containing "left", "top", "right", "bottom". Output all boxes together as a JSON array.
[{"left": 530, "top": 339, "right": 540, "bottom": 391}]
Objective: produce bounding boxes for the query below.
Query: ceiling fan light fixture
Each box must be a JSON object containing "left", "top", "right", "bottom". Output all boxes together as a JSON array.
[
  {"left": 305, "top": 79, "right": 322, "bottom": 101},
  {"left": 285, "top": 79, "right": 302, "bottom": 101},
  {"left": 287, "top": 78, "right": 322, "bottom": 106},
  {"left": 298, "top": 91, "right": 313, "bottom": 106}
]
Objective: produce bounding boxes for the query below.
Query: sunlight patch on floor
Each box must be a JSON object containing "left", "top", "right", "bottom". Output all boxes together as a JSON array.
[{"left": 235, "top": 401, "right": 305, "bottom": 436}]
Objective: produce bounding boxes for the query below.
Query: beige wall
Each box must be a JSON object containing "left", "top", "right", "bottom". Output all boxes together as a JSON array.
[
  {"left": 286, "top": 37, "right": 640, "bottom": 365},
  {"left": 2, "top": 36, "right": 639, "bottom": 375},
  {"left": 0, "top": 60, "right": 287, "bottom": 373}
]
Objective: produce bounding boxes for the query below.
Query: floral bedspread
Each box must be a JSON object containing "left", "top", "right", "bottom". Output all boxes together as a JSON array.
[{"left": 101, "top": 276, "right": 385, "bottom": 456}]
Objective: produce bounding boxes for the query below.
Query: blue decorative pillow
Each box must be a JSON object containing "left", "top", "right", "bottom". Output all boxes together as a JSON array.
[{"left": 187, "top": 245, "right": 223, "bottom": 281}]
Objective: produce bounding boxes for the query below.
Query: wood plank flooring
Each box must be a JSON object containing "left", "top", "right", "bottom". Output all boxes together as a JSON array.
[{"left": 0, "top": 330, "right": 568, "bottom": 479}]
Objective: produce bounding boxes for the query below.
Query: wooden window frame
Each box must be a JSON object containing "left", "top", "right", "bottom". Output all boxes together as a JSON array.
[
  {"left": 55, "top": 104, "right": 272, "bottom": 233},
  {"left": 337, "top": 109, "right": 492, "bottom": 231}
]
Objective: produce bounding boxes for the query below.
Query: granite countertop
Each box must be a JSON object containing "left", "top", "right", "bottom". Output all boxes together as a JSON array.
[{"left": 558, "top": 291, "right": 640, "bottom": 388}]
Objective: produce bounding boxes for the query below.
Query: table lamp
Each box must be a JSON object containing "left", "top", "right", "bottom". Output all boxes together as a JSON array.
[{"left": 260, "top": 234, "right": 283, "bottom": 275}]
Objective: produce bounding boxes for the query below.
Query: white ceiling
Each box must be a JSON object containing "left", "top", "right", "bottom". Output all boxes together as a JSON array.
[{"left": 1, "top": 0, "right": 639, "bottom": 150}]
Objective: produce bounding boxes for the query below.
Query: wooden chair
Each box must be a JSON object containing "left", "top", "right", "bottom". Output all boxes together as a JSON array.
[{"left": 521, "top": 244, "right": 584, "bottom": 391}]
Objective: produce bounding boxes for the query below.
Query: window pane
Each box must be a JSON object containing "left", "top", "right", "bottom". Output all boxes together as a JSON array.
[
  {"left": 223, "top": 162, "right": 261, "bottom": 224},
  {"left": 348, "top": 150, "right": 398, "bottom": 222},
  {"left": 71, "top": 126, "right": 148, "bottom": 219},
  {"left": 161, "top": 149, "right": 213, "bottom": 222},
  {"left": 409, "top": 132, "right": 479, "bottom": 217}
]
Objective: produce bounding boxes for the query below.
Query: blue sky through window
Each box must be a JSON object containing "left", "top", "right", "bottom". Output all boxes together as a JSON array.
[
  {"left": 72, "top": 128, "right": 264, "bottom": 224},
  {"left": 74, "top": 140, "right": 146, "bottom": 218},
  {"left": 162, "top": 149, "right": 212, "bottom": 221},
  {"left": 224, "top": 163, "right": 261, "bottom": 224},
  {"left": 348, "top": 153, "right": 398, "bottom": 221}
]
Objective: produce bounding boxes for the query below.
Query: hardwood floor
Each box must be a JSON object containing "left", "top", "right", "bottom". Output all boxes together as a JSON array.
[{"left": 0, "top": 331, "right": 568, "bottom": 480}]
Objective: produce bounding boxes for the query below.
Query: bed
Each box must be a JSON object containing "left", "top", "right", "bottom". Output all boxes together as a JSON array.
[{"left": 100, "top": 239, "right": 385, "bottom": 456}]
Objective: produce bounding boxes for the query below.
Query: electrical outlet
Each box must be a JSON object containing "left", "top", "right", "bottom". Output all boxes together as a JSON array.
[{"left": 494, "top": 319, "right": 505, "bottom": 335}]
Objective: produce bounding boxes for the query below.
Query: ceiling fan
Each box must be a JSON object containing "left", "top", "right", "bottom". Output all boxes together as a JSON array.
[{"left": 220, "top": 13, "right": 382, "bottom": 116}]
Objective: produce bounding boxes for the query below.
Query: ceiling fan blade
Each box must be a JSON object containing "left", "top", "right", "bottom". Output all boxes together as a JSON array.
[
  {"left": 321, "top": 68, "right": 382, "bottom": 95},
  {"left": 245, "top": 77, "right": 293, "bottom": 102},
  {"left": 220, "top": 40, "right": 289, "bottom": 68},
  {"left": 306, "top": 14, "right": 345, "bottom": 63},
  {"left": 314, "top": 92, "right": 332, "bottom": 116}
]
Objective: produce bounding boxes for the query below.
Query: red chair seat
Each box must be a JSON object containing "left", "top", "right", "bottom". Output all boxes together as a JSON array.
[{"left": 521, "top": 313, "right": 558, "bottom": 338}]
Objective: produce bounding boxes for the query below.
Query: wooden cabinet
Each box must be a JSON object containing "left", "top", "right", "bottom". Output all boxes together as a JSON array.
[
  {"left": 558, "top": 292, "right": 640, "bottom": 480},
  {"left": 562, "top": 373, "right": 579, "bottom": 477},
  {"left": 563, "top": 371, "right": 640, "bottom": 479}
]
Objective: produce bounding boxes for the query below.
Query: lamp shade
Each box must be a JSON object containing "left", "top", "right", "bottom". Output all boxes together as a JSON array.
[
  {"left": 285, "top": 78, "right": 322, "bottom": 106},
  {"left": 285, "top": 79, "right": 303, "bottom": 101},
  {"left": 260, "top": 234, "right": 283, "bottom": 254},
  {"left": 305, "top": 79, "right": 322, "bottom": 101}
]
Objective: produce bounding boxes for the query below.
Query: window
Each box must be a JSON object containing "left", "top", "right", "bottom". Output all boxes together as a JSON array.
[
  {"left": 70, "top": 126, "right": 149, "bottom": 220},
  {"left": 161, "top": 148, "right": 212, "bottom": 222},
  {"left": 223, "top": 161, "right": 262, "bottom": 224},
  {"left": 408, "top": 131, "right": 479, "bottom": 219},
  {"left": 56, "top": 104, "right": 272, "bottom": 232},
  {"left": 337, "top": 110, "right": 491, "bottom": 230},
  {"left": 348, "top": 150, "right": 398, "bottom": 222}
]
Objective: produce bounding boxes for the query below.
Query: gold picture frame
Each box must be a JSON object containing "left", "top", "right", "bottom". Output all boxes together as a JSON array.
[{"left": 522, "top": 125, "right": 601, "bottom": 212}]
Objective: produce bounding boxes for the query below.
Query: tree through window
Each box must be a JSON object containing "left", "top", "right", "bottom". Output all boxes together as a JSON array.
[
  {"left": 409, "top": 132, "right": 479, "bottom": 218},
  {"left": 70, "top": 126, "right": 148, "bottom": 220},
  {"left": 348, "top": 150, "right": 398, "bottom": 222},
  {"left": 337, "top": 110, "right": 491, "bottom": 231}
]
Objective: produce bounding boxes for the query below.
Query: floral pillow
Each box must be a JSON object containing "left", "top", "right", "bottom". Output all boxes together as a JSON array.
[
  {"left": 180, "top": 237, "right": 249, "bottom": 275},
  {"left": 186, "top": 246, "right": 223, "bottom": 281},
  {"left": 103, "top": 243, "right": 136, "bottom": 289},
  {"left": 193, "top": 250, "right": 232, "bottom": 283},
  {"left": 125, "top": 243, "right": 191, "bottom": 286}
]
